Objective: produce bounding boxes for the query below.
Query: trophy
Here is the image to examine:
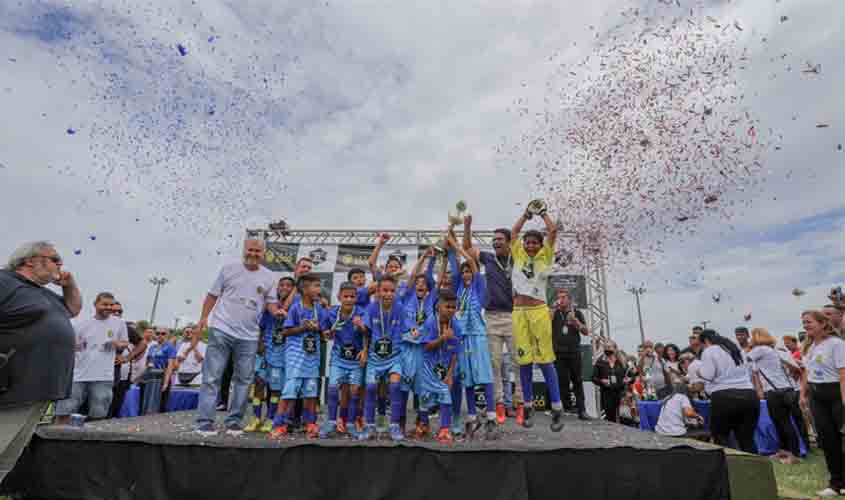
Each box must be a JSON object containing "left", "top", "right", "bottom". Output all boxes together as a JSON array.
[
  {"left": 434, "top": 200, "right": 469, "bottom": 255},
  {"left": 525, "top": 198, "right": 548, "bottom": 218}
]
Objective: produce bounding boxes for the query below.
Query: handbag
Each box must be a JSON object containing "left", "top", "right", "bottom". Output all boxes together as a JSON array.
[
  {"left": 177, "top": 372, "right": 199, "bottom": 385},
  {"left": 756, "top": 354, "right": 798, "bottom": 406}
]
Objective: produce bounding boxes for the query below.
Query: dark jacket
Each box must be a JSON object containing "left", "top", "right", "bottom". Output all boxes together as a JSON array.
[
  {"left": 552, "top": 308, "right": 586, "bottom": 356},
  {"left": 592, "top": 357, "right": 627, "bottom": 392}
]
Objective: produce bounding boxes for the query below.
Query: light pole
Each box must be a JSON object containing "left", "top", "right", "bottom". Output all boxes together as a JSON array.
[
  {"left": 627, "top": 286, "right": 646, "bottom": 345},
  {"left": 149, "top": 276, "right": 169, "bottom": 325}
]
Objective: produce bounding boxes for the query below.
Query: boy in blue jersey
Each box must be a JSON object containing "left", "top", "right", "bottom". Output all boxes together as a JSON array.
[
  {"left": 347, "top": 267, "right": 376, "bottom": 307},
  {"left": 359, "top": 275, "right": 409, "bottom": 441},
  {"left": 417, "top": 289, "right": 462, "bottom": 444},
  {"left": 345, "top": 267, "right": 374, "bottom": 432},
  {"left": 319, "top": 282, "right": 368, "bottom": 439},
  {"left": 447, "top": 233, "right": 499, "bottom": 439},
  {"left": 269, "top": 275, "right": 327, "bottom": 440}
]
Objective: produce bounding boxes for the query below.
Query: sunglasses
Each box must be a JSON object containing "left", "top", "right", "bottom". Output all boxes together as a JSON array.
[{"left": 38, "top": 255, "right": 63, "bottom": 264}]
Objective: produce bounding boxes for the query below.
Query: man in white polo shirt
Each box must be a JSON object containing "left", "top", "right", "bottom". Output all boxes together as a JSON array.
[
  {"left": 195, "top": 239, "right": 285, "bottom": 436},
  {"left": 56, "top": 292, "right": 128, "bottom": 423}
]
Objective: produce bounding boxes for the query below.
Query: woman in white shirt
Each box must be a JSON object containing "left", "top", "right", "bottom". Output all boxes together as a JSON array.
[
  {"left": 655, "top": 384, "right": 704, "bottom": 437},
  {"left": 800, "top": 310, "right": 845, "bottom": 497},
  {"left": 697, "top": 329, "right": 759, "bottom": 453},
  {"left": 747, "top": 328, "right": 801, "bottom": 463}
]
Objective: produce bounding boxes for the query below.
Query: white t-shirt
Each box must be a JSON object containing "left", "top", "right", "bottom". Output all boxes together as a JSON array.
[
  {"left": 71, "top": 316, "right": 128, "bottom": 382},
  {"left": 686, "top": 359, "right": 703, "bottom": 385},
  {"left": 806, "top": 336, "right": 845, "bottom": 384},
  {"left": 655, "top": 394, "right": 692, "bottom": 437},
  {"left": 697, "top": 344, "right": 753, "bottom": 394},
  {"left": 118, "top": 343, "right": 134, "bottom": 381},
  {"left": 176, "top": 341, "right": 207, "bottom": 384},
  {"left": 747, "top": 345, "right": 795, "bottom": 392},
  {"left": 643, "top": 355, "right": 667, "bottom": 389},
  {"left": 131, "top": 341, "right": 153, "bottom": 381},
  {"left": 208, "top": 262, "right": 279, "bottom": 341}
]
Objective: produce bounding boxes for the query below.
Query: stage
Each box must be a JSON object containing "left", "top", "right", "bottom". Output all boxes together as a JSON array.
[{"left": 2, "top": 411, "right": 775, "bottom": 500}]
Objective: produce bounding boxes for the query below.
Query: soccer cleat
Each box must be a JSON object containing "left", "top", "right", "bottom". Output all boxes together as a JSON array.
[
  {"left": 195, "top": 423, "right": 218, "bottom": 437},
  {"left": 515, "top": 404, "right": 525, "bottom": 426},
  {"left": 522, "top": 406, "right": 534, "bottom": 429},
  {"left": 414, "top": 422, "right": 430, "bottom": 440},
  {"left": 484, "top": 419, "right": 499, "bottom": 440},
  {"left": 336, "top": 419, "right": 348, "bottom": 435},
  {"left": 355, "top": 416, "right": 365, "bottom": 432},
  {"left": 356, "top": 424, "right": 375, "bottom": 441},
  {"left": 436, "top": 428, "right": 453, "bottom": 444},
  {"left": 268, "top": 425, "right": 289, "bottom": 440},
  {"left": 550, "top": 409, "right": 564, "bottom": 432},
  {"left": 389, "top": 423, "right": 405, "bottom": 442},
  {"left": 244, "top": 418, "right": 263, "bottom": 433},
  {"left": 319, "top": 421, "right": 337, "bottom": 439},
  {"left": 305, "top": 423, "right": 320, "bottom": 439},
  {"left": 495, "top": 403, "right": 506, "bottom": 425},
  {"left": 260, "top": 420, "right": 274, "bottom": 433}
]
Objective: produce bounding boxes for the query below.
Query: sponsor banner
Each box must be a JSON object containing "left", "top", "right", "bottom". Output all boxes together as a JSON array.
[
  {"left": 546, "top": 274, "right": 588, "bottom": 308},
  {"left": 376, "top": 245, "right": 418, "bottom": 273},
  {"left": 296, "top": 245, "right": 339, "bottom": 274},
  {"left": 335, "top": 245, "right": 373, "bottom": 274},
  {"left": 264, "top": 242, "right": 300, "bottom": 272}
]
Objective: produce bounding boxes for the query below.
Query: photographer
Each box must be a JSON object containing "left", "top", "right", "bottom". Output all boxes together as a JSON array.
[{"left": 0, "top": 241, "right": 81, "bottom": 483}]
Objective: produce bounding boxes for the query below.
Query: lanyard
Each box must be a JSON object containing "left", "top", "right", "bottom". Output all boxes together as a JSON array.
[
  {"left": 494, "top": 254, "right": 513, "bottom": 274},
  {"left": 334, "top": 308, "right": 352, "bottom": 331},
  {"left": 458, "top": 287, "right": 469, "bottom": 316},
  {"left": 416, "top": 298, "right": 426, "bottom": 325},
  {"left": 379, "top": 302, "right": 390, "bottom": 339}
]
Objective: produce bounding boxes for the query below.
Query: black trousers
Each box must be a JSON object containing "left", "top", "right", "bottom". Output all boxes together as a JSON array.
[
  {"left": 766, "top": 389, "right": 801, "bottom": 457},
  {"left": 554, "top": 353, "right": 585, "bottom": 412},
  {"left": 810, "top": 382, "right": 844, "bottom": 488},
  {"left": 108, "top": 379, "right": 132, "bottom": 418},
  {"left": 709, "top": 389, "right": 760, "bottom": 453},
  {"left": 600, "top": 389, "right": 621, "bottom": 423},
  {"left": 789, "top": 393, "right": 811, "bottom": 450}
]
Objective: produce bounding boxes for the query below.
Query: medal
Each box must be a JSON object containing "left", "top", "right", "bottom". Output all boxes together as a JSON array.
[{"left": 303, "top": 334, "right": 317, "bottom": 354}]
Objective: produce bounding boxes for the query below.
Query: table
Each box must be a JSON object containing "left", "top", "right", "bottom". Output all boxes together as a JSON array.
[
  {"left": 637, "top": 399, "right": 807, "bottom": 456},
  {"left": 117, "top": 385, "right": 200, "bottom": 418}
]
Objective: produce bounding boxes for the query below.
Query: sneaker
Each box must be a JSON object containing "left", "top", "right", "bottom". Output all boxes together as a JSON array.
[
  {"left": 356, "top": 424, "right": 375, "bottom": 441},
  {"left": 305, "top": 423, "right": 319, "bottom": 439},
  {"left": 355, "top": 416, "right": 365, "bottom": 432},
  {"left": 376, "top": 415, "right": 388, "bottom": 434},
  {"left": 268, "top": 425, "right": 288, "bottom": 440},
  {"left": 550, "top": 409, "right": 564, "bottom": 432},
  {"left": 319, "top": 420, "right": 337, "bottom": 439},
  {"left": 260, "top": 420, "right": 273, "bottom": 433},
  {"left": 225, "top": 423, "right": 244, "bottom": 437},
  {"left": 817, "top": 487, "right": 839, "bottom": 497},
  {"left": 465, "top": 419, "right": 482, "bottom": 440},
  {"left": 516, "top": 404, "right": 525, "bottom": 426},
  {"left": 495, "top": 403, "right": 507, "bottom": 425},
  {"left": 451, "top": 413, "right": 464, "bottom": 437},
  {"left": 195, "top": 423, "right": 218, "bottom": 437},
  {"left": 389, "top": 423, "right": 405, "bottom": 442},
  {"left": 522, "top": 406, "right": 534, "bottom": 429},
  {"left": 484, "top": 420, "right": 499, "bottom": 440},
  {"left": 414, "top": 422, "right": 430, "bottom": 440},
  {"left": 336, "top": 419, "right": 348, "bottom": 435},
  {"left": 215, "top": 403, "right": 227, "bottom": 411},
  {"left": 436, "top": 428, "right": 454, "bottom": 444},
  {"left": 244, "top": 418, "right": 263, "bottom": 433}
]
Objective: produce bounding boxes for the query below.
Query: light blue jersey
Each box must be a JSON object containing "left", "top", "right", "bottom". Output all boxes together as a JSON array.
[{"left": 282, "top": 300, "right": 327, "bottom": 379}]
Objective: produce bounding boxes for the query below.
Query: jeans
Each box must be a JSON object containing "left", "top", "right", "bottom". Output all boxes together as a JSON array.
[
  {"left": 710, "top": 389, "right": 760, "bottom": 453},
  {"left": 810, "top": 382, "right": 845, "bottom": 489},
  {"left": 55, "top": 381, "right": 113, "bottom": 418},
  {"left": 196, "top": 328, "right": 258, "bottom": 428}
]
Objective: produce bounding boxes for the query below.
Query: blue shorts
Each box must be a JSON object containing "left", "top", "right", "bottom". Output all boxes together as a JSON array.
[
  {"left": 365, "top": 356, "right": 403, "bottom": 386},
  {"left": 459, "top": 335, "right": 494, "bottom": 387},
  {"left": 329, "top": 362, "right": 363, "bottom": 387},
  {"left": 418, "top": 379, "right": 451, "bottom": 410},
  {"left": 254, "top": 355, "right": 267, "bottom": 381},
  {"left": 282, "top": 377, "right": 319, "bottom": 399},
  {"left": 400, "top": 344, "right": 424, "bottom": 393},
  {"left": 266, "top": 364, "right": 285, "bottom": 392}
]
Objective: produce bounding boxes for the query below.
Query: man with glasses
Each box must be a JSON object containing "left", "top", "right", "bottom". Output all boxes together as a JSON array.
[
  {"left": 0, "top": 241, "right": 81, "bottom": 483},
  {"left": 137, "top": 328, "right": 177, "bottom": 415}
]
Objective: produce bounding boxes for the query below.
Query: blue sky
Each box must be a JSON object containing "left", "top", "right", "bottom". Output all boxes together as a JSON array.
[{"left": 1, "top": 0, "right": 842, "bottom": 353}]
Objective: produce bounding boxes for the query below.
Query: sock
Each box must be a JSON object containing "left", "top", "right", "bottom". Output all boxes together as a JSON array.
[
  {"left": 365, "top": 384, "right": 378, "bottom": 424},
  {"left": 327, "top": 385, "right": 339, "bottom": 422},
  {"left": 520, "top": 365, "right": 534, "bottom": 405},
  {"left": 302, "top": 408, "right": 316, "bottom": 425},
  {"left": 252, "top": 398, "right": 262, "bottom": 419},
  {"left": 440, "top": 404, "right": 452, "bottom": 430},
  {"left": 484, "top": 383, "right": 496, "bottom": 420},
  {"left": 389, "top": 383, "right": 403, "bottom": 425},
  {"left": 539, "top": 363, "right": 563, "bottom": 409},
  {"left": 465, "top": 386, "right": 477, "bottom": 417},
  {"left": 348, "top": 392, "right": 359, "bottom": 424},
  {"left": 419, "top": 410, "right": 430, "bottom": 426},
  {"left": 399, "top": 390, "right": 409, "bottom": 418},
  {"left": 273, "top": 402, "right": 291, "bottom": 427},
  {"left": 378, "top": 394, "right": 387, "bottom": 417},
  {"left": 268, "top": 393, "right": 279, "bottom": 421},
  {"left": 451, "top": 382, "right": 463, "bottom": 421}
]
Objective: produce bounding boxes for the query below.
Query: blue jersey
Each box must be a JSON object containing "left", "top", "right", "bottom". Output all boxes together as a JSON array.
[
  {"left": 448, "top": 249, "right": 488, "bottom": 336},
  {"left": 147, "top": 341, "right": 176, "bottom": 370},
  {"left": 282, "top": 300, "right": 327, "bottom": 379},
  {"left": 355, "top": 286, "right": 371, "bottom": 308},
  {"left": 364, "top": 300, "right": 407, "bottom": 362},
  {"left": 400, "top": 257, "right": 437, "bottom": 328},
  {"left": 420, "top": 315, "right": 462, "bottom": 386},
  {"left": 325, "top": 305, "right": 367, "bottom": 370},
  {"left": 259, "top": 311, "right": 286, "bottom": 367}
]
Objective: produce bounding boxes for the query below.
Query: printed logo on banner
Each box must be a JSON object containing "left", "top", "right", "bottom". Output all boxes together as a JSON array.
[
  {"left": 546, "top": 274, "right": 588, "bottom": 308},
  {"left": 376, "top": 245, "right": 418, "bottom": 274},
  {"left": 264, "top": 242, "right": 300, "bottom": 272},
  {"left": 335, "top": 245, "right": 373, "bottom": 274},
  {"left": 296, "top": 245, "right": 339, "bottom": 274}
]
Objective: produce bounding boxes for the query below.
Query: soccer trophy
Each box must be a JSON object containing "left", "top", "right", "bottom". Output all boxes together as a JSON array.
[{"left": 433, "top": 200, "right": 469, "bottom": 255}]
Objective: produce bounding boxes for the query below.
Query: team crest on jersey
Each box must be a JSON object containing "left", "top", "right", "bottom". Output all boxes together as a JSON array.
[
  {"left": 257, "top": 286, "right": 265, "bottom": 295},
  {"left": 517, "top": 347, "right": 526, "bottom": 358},
  {"left": 106, "top": 330, "right": 113, "bottom": 338}
]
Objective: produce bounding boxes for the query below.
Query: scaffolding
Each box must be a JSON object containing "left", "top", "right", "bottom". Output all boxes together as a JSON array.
[{"left": 246, "top": 227, "right": 611, "bottom": 340}]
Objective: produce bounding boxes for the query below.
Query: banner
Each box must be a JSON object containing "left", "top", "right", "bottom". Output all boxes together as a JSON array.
[
  {"left": 264, "top": 242, "right": 300, "bottom": 272},
  {"left": 546, "top": 274, "right": 588, "bottom": 308}
]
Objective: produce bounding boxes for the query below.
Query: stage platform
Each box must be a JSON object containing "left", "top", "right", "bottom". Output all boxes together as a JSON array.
[{"left": 2, "top": 411, "right": 775, "bottom": 500}]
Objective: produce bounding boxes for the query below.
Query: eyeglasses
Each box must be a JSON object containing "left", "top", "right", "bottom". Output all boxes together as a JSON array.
[{"left": 37, "top": 255, "right": 63, "bottom": 265}]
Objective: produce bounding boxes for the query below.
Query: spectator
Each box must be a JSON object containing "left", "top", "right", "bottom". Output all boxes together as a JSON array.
[
  {"left": 747, "top": 328, "right": 801, "bottom": 464},
  {"left": 164, "top": 325, "right": 206, "bottom": 388},
  {"left": 663, "top": 344, "right": 683, "bottom": 385},
  {"left": 0, "top": 241, "right": 81, "bottom": 483},
  {"left": 108, "top": 323, "right": 140, "bottom": 418},
  {"left": 111, "top": 301, "right": 123, "bottom": 318},
  {"left": 638, "top": 340, "right": 668, "bottom": 398},
  {"left": 592, "top": 341, "right": 628, "bottom": 422},
  {"left": 618, "top": 390, "right": 639, "bottom": 427},
  {"left": 195, "top": 239, "right": 283, "bottom": 436},
  {"left": 734, "top": 326, "right": 752, "bottom": 353},
  {"left": 680, "top": 328, "right": 703, "bottom": 359},
  {"left": 138, "top": 327, "right": 176, "bottom": 415},
  {"left": 654, "top": 342, "right": 665, "bottom": 361},
  {"left": 783, "top": 335, "right": 802, "bottom": 362},
  {"left": 822, "top": 304, "right": 844, "bottom": 336},
  {"left": 697, "top": 329, "right": 759, "bottom": 453},
  {"left": 55, "top": 292, "right": 128, "bottom": 424},
  {"left": 679, "top": 352, "right": 705, "bottom": 399},
  {"left": 130, "top": 327, "right": 156, "bottom": 383},
  {"left": 655, "top": 384, "right": 705, "bottom": 438},
  {"left": 800, "top": 310, "right": 845, "bottom": 497},
  {"left": 550, "top": 288, "right": 590, "bottom": 420}
]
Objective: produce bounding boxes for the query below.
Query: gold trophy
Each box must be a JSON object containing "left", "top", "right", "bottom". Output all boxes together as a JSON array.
[{"left": 434, "top": 200, "right": 468, "bottom": 255}]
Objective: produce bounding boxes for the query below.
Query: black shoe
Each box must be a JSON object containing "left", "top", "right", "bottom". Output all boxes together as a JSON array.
[
  {"left": 465, "top": 420, "right": 481, "bottom": 439},
  {"left": 577, "top": 411, "right": 592, "bottom": 421},
  {"left": 550, "top": 410, "right": 564, "bottom": 432},
  {"left": 484, "top": 420, "right": 499, "bottom": 440},
  {"left": 522, "top": 407, "right": 534, "bottom": 429}
]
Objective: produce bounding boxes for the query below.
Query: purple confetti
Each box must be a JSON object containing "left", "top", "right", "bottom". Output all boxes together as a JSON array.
[
  {"left": 66, "top": 128, "right": 76, "bottom": 135},
  {"left": 177, "top": 44, "right": 188, "bottom": 56}
]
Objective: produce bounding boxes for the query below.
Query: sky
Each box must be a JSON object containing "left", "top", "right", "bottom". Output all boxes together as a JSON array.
[{"left": 1, "top": 0, "right": 842, "bottom": 353}]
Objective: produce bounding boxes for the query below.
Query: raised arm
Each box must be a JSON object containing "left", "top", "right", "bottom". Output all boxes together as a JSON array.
[
  {"left": 541, "top": 213, "right": 557, "bottom": 250},
  {"left": 447, "top": 249, "right": 460, "bottom": 293},
  {"left": 511, "top": 213, "right": 530, "bottom": 243},
  {"left": 368, "top": 233, "right": 390, "bottom": 275},
  {"left": 462, "top": 214, "right": 481, "bottom": 262}
]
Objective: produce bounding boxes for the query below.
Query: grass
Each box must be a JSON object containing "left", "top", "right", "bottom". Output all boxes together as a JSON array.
[{"left": 773, "top": 449, "right": 831, "bottom": 499}]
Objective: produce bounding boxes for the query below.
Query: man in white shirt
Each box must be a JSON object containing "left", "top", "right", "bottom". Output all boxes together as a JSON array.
[
  {"left": 163, "top": 325, "right": 207, "bottom": 389},
  {"left": 56, "top": 292, "right": 128, "bottom": 423},
  {"left": 195, "top": 239, "right": 285, "bottom": 436}
]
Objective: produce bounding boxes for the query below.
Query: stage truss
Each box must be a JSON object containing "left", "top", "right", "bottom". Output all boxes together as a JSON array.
[{"left": 246, "top": 227, "right": 611, "bottom": 340}]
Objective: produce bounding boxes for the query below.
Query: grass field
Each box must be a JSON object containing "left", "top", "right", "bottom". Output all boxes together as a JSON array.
[{"left": 774, "top": 449, "right": 832, "bottom": 499}]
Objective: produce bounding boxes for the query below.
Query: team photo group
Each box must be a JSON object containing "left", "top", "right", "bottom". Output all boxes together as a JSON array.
[{"left": 192, "top": 200, "right": 585, "bottom": 444}]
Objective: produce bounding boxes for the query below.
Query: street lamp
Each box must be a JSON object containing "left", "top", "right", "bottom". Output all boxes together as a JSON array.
[
  {"left": 149, "top": 276, "right": 169, "bottom": 325},
  {"left": 627, "top": 285, "right": 646, "bottom": 345}
]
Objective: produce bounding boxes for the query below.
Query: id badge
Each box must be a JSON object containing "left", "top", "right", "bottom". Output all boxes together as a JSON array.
[
  {"left": 302, "top": 334, "right": 318, "bottom": 355},
  {"left": 375, "top": 337, "right": 393, "bottom": 358},
  {"left": 340, "top": 343, "right": 357, "bottom": 361},
  {"left": 434, "top": 363, "right": 447, "bottom": 381},
  {"left": 610, "top": 375, "right": 617, "bottom": 384}
]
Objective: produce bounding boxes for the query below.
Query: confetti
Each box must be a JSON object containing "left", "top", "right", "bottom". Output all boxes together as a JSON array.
[
  {"left": 73, "top": 249, "right": 82, "bottom": 255},
  {"left": 791, "top": 288, "right": 805, "bottom": 297},
  {"left": 176, "top": 43, "right": 188, "bottom": 57},
  {"left": 66, "top": 128, "right": 76, "bottom": 135}
]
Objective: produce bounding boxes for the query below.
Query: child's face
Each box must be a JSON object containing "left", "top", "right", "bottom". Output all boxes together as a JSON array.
[
  {"left": 386, "top": 259, "right": 402, "bottom": 274},
  {"left": 415, "top": 276, "right": 429, "bottom": 297},
  {"left": 523, "top": 236, "right": 542, "bottom": 256},
  {"left": 378, "top": 280, "right": 396, "bottom": 306},
  {"left": 338, "top": 288, "right": 356, "bottom": 309},
  {"left": 438, "top": 300, "right": 457, "bottom": 320},
  {"left": 278, "top": 280, "right": 294, "bottom": 299},
  {"left": 350, "top": 273, "right": 366, "bottom": 287},
  {"left": 461, "top": 267, "right": 472, "bottom": 284},
  {"left": 304, "top": 281, "right": 321, "bottom": 300}
]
